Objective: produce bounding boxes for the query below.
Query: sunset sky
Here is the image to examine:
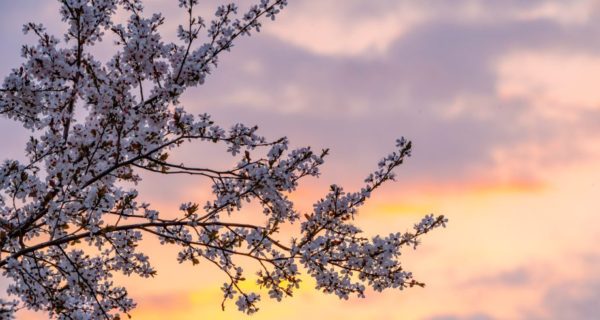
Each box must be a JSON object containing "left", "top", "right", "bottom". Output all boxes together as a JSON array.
[{"left": 1, "top": 1, "right": 599, "bottom": 319}]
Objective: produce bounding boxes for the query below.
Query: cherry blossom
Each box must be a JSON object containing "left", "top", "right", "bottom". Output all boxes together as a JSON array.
[{"left": 0, "top": 1, "right": 446, "bottom": 318}]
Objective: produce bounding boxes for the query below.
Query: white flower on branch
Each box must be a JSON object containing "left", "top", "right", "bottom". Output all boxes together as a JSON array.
[{"left": 0, "top": 0, "right": 447, "bottom": 318}]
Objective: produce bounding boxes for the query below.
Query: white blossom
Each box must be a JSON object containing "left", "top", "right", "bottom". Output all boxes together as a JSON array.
[{"left": 0, "top": 1, "right": 447, "bottom": 319}]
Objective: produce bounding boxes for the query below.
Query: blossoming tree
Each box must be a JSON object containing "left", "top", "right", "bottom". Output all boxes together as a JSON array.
[{"left": 0, "top": 0, "right": 447, "bottom": 318}]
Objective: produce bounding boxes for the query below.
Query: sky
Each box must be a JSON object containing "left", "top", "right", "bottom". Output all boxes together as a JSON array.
[{"left": 1, "top": 0, "right": 600, "bottom": 319}]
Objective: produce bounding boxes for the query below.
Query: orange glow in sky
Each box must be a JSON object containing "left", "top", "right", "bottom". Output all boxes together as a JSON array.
[{"left": 2, "top": 1, "right": 600, "bottom": 319}]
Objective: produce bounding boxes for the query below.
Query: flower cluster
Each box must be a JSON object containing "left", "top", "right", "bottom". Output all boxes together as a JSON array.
[{"left": 0, "top": 1, "right": 446, "bottom": 319}]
